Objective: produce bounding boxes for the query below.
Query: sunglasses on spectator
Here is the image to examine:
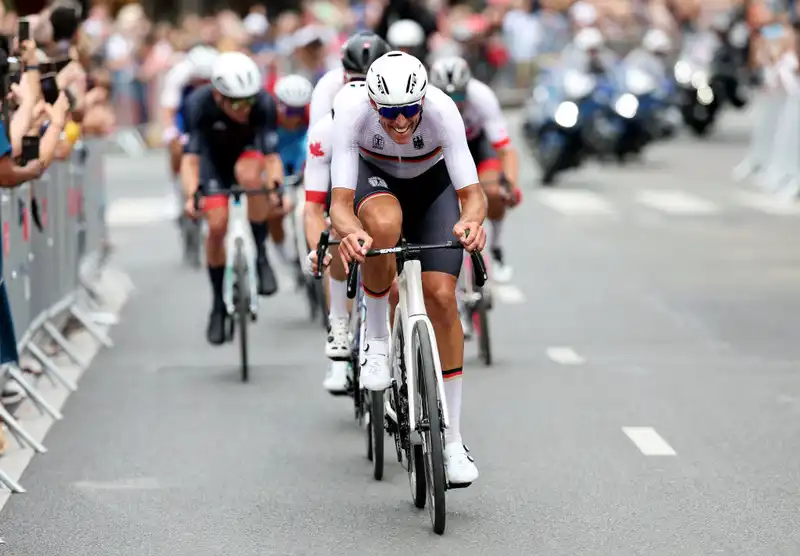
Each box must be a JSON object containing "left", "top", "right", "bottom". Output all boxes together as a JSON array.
[
  {"left": 279, "top": 103, "right": 307, "bottom": 117},
  {"left": 376, "top": 102, "right": 423, "bottom": 120},
  {"left": 225, "top": 96, "right": 257, "bottom": 109}
]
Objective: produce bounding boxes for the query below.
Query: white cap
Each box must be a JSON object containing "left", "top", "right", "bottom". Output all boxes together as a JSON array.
[{"left": 244, "top": 13, "right": 269, "bottom": 36}]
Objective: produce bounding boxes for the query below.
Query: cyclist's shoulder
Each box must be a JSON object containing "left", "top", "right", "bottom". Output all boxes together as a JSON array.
[
  {"left": 423, "top": 85, "right": 459, "bottom": 117},
  {"left": 185, "top": 85, "right": 215, "bottom": 115},
  {"left": 332, "top": 83, "right": 368, "bottom": 116},
  {"left": 309, "top": 112, "right": 334, "bottom": 139},
  {"left": 252, "top": 91, "right": 278, "bottom": 120},
  {"left": 466, "top": 78, "right": 497, "bottom": 102},
  {"left": 316, "top": 66, "right": 344, "bottom": 89}
]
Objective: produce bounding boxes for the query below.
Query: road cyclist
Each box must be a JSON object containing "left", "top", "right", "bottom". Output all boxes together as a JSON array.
[
  {"left": 181, "top": 51, "right": 284, "bottom": 346},
  {"left": 327, "top": 51, "right": 486, "bottom": 495}
]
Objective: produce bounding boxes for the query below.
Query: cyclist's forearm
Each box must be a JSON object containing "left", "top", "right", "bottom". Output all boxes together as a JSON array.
[
  {"left": 499, "top": 146, "right": 519, "bottom": 185},
  {"left": 180, "top": 154, "right": 200, "bottom": 198},
  {"left": 330, "top": 187, "right": 362, "bottom": 237},
  {"left": 304, "top": 202, "right": 328, "bottom": 251},
  {"left": 456, "top": 183, "right": 487, "bottom": 225}
]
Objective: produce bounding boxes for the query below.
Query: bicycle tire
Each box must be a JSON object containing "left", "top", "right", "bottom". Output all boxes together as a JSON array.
[
  {"left": 413, "top": 321, "right": 447, "bottom": 535},
  {"left": 369, "top": 390, "right": 384, "bottom": 480},
  {"left": 475, "top": 299, "right": 492, "bottom": 366},
  {"left": 234, "top": 242, "right": 249, "bottom": 383},
  {"left": 313, "top": 278, "right": 329, "bottom": 330},
  {"left": 408, "top": 441, "right": 426, "bottom": 509}
]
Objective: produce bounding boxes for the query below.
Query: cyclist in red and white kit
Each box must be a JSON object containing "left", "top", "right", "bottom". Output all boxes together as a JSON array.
[
  {"left": 309, "top": 31, "right": 391, "bottom": 126},
  {"left": 329, "top": 51, "right": 485, "bottom": 486},
  {"left": 429, "top": 56, "right": 521, "bottom": 283}
]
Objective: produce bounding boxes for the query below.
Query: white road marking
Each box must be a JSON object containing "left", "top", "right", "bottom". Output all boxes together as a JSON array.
[
  {"left": 546, "top": 346, "right": 585, "bottom": 365},
  {"left": 734, "top": 191, "right": 800, "bottom": 215},
  {"left": 492, "top": 283, "right": 526, "bottom": 304},
  {"left": 72, "top": 477, "right": 163, "bottom": 490},
  {"left": 536, "top": 189, "right": 617, "bottom": 216},
  {"left": 106, "top": 196, "right": 177, "bottom": 227},
  {"left": 636, "top": 190, "right": 719, "bottom": 215},
  {"left": 622, "top": 427, "right": 677, "bottom": 456}
]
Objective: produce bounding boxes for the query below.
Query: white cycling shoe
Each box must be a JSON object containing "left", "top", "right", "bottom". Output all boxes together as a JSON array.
[
  {"left": 323, "top": 360, "right": 349, "bottom": 394},
  {"left": 444, "top": 442, "right": 479, "bottom": 486},
  {"left": 359, "top": 337, "right": 391, "bottom": 391},
  {"left": 325, "top": 317, "right": 350, "bottom": 360},
  {"left": 492, "top": 261, "right": 513, "bottom": 284}
]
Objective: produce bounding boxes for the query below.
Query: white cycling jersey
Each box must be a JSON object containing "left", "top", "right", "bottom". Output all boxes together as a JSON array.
[
  {"left": 309, "top": 67, "right": 345, "bottom": 127},
  {"left": 305, "top": 111, "right": 334, "bottom": 204},
  {"left": 330, "top": 84, "right": 479, "bottom": 190},
  {"left": 460, "top": 78, "right": 511, "bottom": 149},
  {"left": 160, "top": 58, "right": 193, "bottom": 110}
]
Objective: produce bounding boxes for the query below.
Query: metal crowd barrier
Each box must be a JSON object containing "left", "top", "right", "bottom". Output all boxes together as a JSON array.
[
  {"left": 735, "top": 69, "right": 800, "bottom": 199},
  {"left": 0, "top": 138, "right": 114, "bottom": 494}
]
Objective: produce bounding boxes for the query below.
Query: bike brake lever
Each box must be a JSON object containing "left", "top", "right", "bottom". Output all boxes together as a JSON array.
[
  {"left": 314, "top": 230, "right": 329, "bottom": 279},
  {"left": 345, "top": 239, "right": 364, "bottom": 299},
  {"left": 470, "top": 251, "right": 488, "bottom": 288}
]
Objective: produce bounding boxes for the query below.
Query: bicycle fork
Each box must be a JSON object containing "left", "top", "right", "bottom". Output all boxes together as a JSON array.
[{"left": 223, "top": 199, "right": 260, "bottom": 318}]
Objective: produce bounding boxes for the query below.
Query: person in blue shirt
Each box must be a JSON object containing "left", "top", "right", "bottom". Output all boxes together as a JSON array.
[{"left": 269, "top": 74, "right": 314, "bottom": 262}]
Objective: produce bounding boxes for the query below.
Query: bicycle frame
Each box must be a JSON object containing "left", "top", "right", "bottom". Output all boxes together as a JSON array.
[
  {"left": 223, "top": 193, "right": 259, "bottom": 317},
  {"left": 386, "top": 259, "right": 451, "bottom": 435}
]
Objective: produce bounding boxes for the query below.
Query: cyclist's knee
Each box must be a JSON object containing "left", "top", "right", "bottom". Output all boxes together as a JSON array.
[
  {"left": 388, "top": 280, "right": 400, "bottom": 308},
  {"left": 235, "top": 157, "right": 263, "bottom": 190},
  {"left": 360, "top": 197, "right": 402, "bottom": 248},
  {"left": 422, "top": 274, "right": 458, "bottom": 324},
  {"left": 206, "top": 209, "right": 228, "bottom": 241}
]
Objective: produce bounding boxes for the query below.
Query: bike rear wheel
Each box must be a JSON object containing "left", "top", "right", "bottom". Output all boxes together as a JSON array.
[
  {"left": 413, "top": 321, "right": 446, "bottom": 535},
  {"left": 234, "top": 242, "right": 249, "bottom": 383}
]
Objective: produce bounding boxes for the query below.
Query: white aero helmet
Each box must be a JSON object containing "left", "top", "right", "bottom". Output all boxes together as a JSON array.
[
  {"left": 642, "top": 29, "right": 671, "bottom": 53},
  {"left": 187, "top": 45, "right": 220, "bottom": 80},
  {"left": 211, "top": 52, "right": 262, "bottom": 99},
  {"left": 274, "top": 74, "right": 313, "bottom": 107},
  {"left": 367, "top": 51, "right": 428, "bottom": 106},
  {"left": 387, "top": 19, "right": 425, "bottom": 49},
  {"left": 574, "top": 27, "right": 604, "bottom": 51},
  {"left": 429, "top": 56, "right": 471, "bottom": 94}
]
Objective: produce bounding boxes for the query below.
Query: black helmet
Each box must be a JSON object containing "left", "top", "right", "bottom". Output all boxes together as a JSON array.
[{"left": 341, "top": 32, "right": 391, "bottom": 76}]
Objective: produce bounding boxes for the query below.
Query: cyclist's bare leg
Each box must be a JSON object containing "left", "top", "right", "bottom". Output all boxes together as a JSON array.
[
  {"left": 359, "top": 195, "right": 401, "bottom": 339},
  {"left": 236, "top": 155, "right": 277, "bottom": 295},
  {"left": 479, "top": 164, "right": 510, "bottom": 279},
  {"left": 205, "top": 200, "right": 229, "bottom": 309}
]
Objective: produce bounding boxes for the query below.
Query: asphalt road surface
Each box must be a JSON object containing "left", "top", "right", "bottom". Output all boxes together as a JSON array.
[{"left": 3, "top": 108, "right": 800, "bottom": 556}]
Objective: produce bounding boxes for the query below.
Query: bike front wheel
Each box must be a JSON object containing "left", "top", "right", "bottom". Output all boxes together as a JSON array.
[
  {"left": 413, "top": 321, "right": 446, "bottom": 535},
  {"left": 368, "top": 390, "right": 384, "bottom": 480},
  {"left": 234, "top": 242, "right": 249, "bottom": 383}
]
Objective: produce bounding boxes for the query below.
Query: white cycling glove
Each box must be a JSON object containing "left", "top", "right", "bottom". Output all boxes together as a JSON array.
[{"left": 302, "top": 250, "right": 332, "bottom": 278}]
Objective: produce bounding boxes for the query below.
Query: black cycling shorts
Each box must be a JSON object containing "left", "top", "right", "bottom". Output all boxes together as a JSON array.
[
  {"left": 353, "top": 157, "right": 462, "bottom": 277},
  {"left": 198, "top": 148, "right": 263, "bottom": 196},
  {"left": 467, "top": 133, "right": 501, "bottom": 174}
]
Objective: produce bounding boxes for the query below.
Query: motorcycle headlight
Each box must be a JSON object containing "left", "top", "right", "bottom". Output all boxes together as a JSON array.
[
  {"left": 554, "top": 101, "right": 579, "bottom": 128},
  {"left": 626, "top": 69, "right": 656, "bottom": 95},
  {"left": 691, "top": 71, "right": 709, "bottom": 89},
  {"left": 564, "top": 71, "right": 596, "bottom": 99},
  {"left": 614, "top": 93, "right": 638, "bottom": 119},
  {"left": 674, "top": 61, "right": 692, "bottom": 84}
]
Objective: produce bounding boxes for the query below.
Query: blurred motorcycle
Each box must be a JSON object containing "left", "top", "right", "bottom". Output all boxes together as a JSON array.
[{"left": 523, "top": 67, "right": 623, "bottom": 185}]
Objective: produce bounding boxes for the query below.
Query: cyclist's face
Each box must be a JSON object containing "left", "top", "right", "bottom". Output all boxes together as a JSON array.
[
  {"left": 218, "top": 95, "right": 256, "bottom": 123},
  {"left": 278, "top": 103, "right": 306, "bottom": 130},
  {"left": 374, "top": 100, "right": 423, "bottom": 144}
]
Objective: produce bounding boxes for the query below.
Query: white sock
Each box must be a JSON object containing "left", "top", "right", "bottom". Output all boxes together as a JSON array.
[
  {"left": 490, "top": 219, "right": 503, "bottom": 251},
  {"left": 328, "top": 277, "right": 348, "bottom": 320},
  {"left": 443, "top": 371, "right": 463, "bottom": 445},
  {"left": 365, "top": 293, "right": 389, "bottom": 340}
]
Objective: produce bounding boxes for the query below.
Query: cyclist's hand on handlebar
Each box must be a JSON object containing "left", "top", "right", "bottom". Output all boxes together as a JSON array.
[
  {"left": 506, "top": 184, "right": 522, "bottom": 208},
  {"left": 184, "top": 197, "right": 199, "bottom": 219},
  {"left": 453, "top": 221, "right": 486, "bottom": 252},
  {"left": 303, "top": 250, "right": 331, "bottom": 277},
  {"left": 340, "top": 230, "right": 373, "bottom": 268}
]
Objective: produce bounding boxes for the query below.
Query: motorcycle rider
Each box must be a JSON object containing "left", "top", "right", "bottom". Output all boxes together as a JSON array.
[
  {"left": 625, "top": 29, "right": 673, "bottom": 81},
  {"left": 562, "top": 27, "right": 617, "bottom": 77}
]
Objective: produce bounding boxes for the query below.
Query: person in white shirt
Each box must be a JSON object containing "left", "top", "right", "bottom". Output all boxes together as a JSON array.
[
  {"left": 329, "top": 51, "right": 485, "bottom": 486},
  {"left": 429, "top": 56, "right": 521, "bottom": 283}
]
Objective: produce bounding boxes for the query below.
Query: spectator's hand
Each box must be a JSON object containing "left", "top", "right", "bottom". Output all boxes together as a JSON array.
[
  {"left": 45, "top": 93, "right": 70, "bottom": 127},
  {"left": 23, "top": 160, "right": 43, "bottom": 178}
]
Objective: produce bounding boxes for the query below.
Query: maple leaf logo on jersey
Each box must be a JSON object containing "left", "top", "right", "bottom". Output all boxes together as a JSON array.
[{"left": 309, "top": 141, "right": 325, "bottom": 158}]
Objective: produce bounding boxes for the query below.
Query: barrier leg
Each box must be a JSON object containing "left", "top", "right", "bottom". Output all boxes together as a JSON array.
[
  {"left": 0, "top": 403, "right": 47, "bottom": 454},
  {"left": 69, "top": 305, "right": 113, "bottom": 348},
  {"left": 0, "top": 466, "right": 25, "bottom": 493},
  {"left": 42, "top": 320, "right": 89, "bottom": 370},
  {"left": 4, "top": 366, "right": 63, "bottom": 420},
  {"left": 24, "top": 343, "right": 78, "bottom": 392}
]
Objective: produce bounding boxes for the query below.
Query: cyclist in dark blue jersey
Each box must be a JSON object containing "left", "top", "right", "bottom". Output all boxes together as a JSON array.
[{"left": 267, "top": 74, "right": 313, "bottom": 263}]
